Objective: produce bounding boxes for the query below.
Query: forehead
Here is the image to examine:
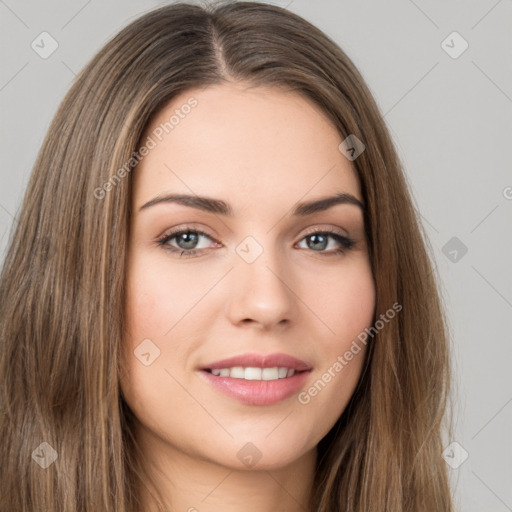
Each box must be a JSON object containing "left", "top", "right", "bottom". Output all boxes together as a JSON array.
[{"left": 132, "top": 83, "right": 361, "bottom": 210}]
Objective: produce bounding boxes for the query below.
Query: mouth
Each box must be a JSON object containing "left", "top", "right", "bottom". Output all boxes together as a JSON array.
[{"left": 198, "top": 352, "right": 312, "bottom": 406}]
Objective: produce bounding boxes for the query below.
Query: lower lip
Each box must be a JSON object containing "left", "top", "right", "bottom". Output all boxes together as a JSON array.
[{"left": 199, "top": 370, "right": 311, "bottom": 406}]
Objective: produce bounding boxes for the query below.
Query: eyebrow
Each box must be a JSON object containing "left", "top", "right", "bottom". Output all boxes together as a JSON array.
[{"left": 139, "top": 192, "right": 364, "bottom": 216}]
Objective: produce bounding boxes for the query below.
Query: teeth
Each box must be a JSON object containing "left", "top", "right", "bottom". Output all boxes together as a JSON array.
[
  {"left": 278, "top": 367, "right": 288, "bottom": 378},
  {"left": 209, "top": 366, "right": 296, "bottom": 380},
  {"left": 230, "top": 366, "right": 245, "bottom": 379},
  {"left": 261, "top": 367, "right": 278, "bottom": 380},
  {"left": 245, "top": 367, "right": 262, "bottom": 380}
]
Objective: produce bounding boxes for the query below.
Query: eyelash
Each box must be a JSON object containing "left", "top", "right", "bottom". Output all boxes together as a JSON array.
[{"left": 156, "top": 226, "right": 356, "bottom": 259}]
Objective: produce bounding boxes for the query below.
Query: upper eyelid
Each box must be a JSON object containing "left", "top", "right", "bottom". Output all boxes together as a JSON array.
[{"left": 159, "top": 226, "right": 351, "bottom": 246}]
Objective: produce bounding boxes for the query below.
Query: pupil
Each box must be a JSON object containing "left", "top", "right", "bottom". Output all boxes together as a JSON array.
[
  {"left": 309, "top": 234, "right": 327, "bottom": 251},
  {"left": 178, "top": 232, "right": 198, "bottom": 249}
]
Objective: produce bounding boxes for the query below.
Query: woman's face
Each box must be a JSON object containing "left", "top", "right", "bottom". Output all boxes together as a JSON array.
[{"left": 121, "top": 82, "right": 375, "bottom": 471}]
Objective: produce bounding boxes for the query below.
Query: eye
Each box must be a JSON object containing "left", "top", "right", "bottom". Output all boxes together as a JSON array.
[
  {"left": 157, "top": 228, "right": 218, "bottom": 258},
  {"left": 296, "top": 229, "right": 355, "bottom": 256},
  {"left": 157, "top": 226, "right": 356, "bottom": 258}
]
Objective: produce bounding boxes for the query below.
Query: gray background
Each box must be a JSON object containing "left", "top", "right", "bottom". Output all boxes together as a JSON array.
[{"left": 1, "top": 0, "right": 511, "bottom": 510}]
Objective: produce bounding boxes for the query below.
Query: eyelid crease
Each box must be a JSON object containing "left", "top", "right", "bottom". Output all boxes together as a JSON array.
[
  {"left": 156, "top": 225, "right": 357, "bottom": 258},
  {"left": 156, "top": 222, "right": 353, "bottom": 244}
]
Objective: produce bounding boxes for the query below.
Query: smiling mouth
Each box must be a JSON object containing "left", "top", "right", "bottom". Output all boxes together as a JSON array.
[{"left": 199, "top": 352, "right": 312, "bottom": 404}]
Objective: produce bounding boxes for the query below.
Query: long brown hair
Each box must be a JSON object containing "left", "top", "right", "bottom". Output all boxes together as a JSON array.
[{"left": 0, "top": 2, "right": 454, "bottom": 510}]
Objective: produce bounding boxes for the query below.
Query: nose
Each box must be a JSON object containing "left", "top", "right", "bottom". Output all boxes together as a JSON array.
[{"left": 226, "top": 240, "right": 299, "bottom": 331}]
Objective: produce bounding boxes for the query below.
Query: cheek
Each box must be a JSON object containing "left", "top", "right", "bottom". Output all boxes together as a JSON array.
[
  {"left": 296, "top": 259, "right": 374, "bottom": 424},
  {"left": 124, "top": 255, "right": 203, "bottom": 343},
  {"left": 120, "top": 271, "right": 192, "bottom": 441},
  {"left": 121, "top": 252, "right": 213, "bottom": 411},
  {"left": 309, "top": 257, "right": 376, "bottom": 343}
]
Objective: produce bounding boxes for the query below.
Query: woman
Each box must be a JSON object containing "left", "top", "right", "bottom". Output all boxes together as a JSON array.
[{"left": 0, "top": 2, "right": 454, "bottom": 511}]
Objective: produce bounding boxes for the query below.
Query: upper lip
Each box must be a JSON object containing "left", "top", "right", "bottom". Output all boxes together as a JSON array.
[{"left": 200, "top": 352, "right": 312, "bottom": 372}]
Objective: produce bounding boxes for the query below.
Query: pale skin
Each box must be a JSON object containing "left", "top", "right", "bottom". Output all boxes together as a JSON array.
[{"left": 120, "top": 82, "right": 376, "bottom": 512}]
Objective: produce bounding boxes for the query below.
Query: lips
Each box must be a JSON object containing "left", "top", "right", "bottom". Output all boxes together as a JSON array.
[
  {"left": 198, "top": 352, "right": 313, "bottom": 406},
  {"left": 200, "top": 352, "right": 312, "bottom": 372}
]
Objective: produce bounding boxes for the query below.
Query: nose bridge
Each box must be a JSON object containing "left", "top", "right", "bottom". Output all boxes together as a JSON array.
[{"left": 227, "top": 233, "right": 297, "bottom": 327}]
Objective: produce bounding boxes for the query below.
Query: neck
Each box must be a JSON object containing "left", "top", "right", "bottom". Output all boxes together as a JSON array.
[{"left": 134, "top": 423, "right": 317, "bottom": 512}]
